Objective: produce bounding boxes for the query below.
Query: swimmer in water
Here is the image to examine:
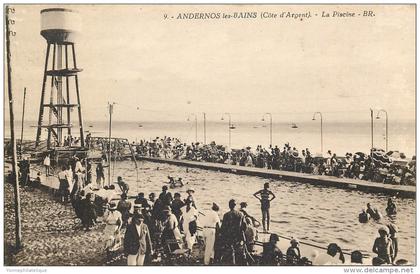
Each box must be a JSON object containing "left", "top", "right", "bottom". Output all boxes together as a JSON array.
[
  {"left": 366, "top": 203, "right": 381, "bottom": 221},
  {"left": 386, "top": 198, "right": 397, "bottom": 216},
  {"left": 166, "top": 176, "right": 184, "bottom": 188},
  {"left": 253, "top": 182, "right": 276, "bottom": 232},
  {"left": 358, "top": 209, "right": 370, "bottom": 223}
]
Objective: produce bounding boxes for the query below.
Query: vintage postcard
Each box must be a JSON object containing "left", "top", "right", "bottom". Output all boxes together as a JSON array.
[{"left": 3, "top": 3, "right": 416, "bottom": 271}]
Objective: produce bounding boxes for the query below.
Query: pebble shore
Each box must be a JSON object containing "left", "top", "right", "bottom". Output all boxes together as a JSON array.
[{"left": 4, "top": 182, "right": 117, "bottom": 266}]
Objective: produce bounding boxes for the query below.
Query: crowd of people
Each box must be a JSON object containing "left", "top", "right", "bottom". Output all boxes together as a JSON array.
[
  {"left": 132, "top": 136, "right": 416, "bottom": 186},
  {"left": 11, "top": 133, "right": 412, "bottom": 266},
  {"left": 14, "top": 149, "right": 409, "bottom": 266}
]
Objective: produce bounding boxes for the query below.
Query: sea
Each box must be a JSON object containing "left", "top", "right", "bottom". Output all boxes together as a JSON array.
[
  {"left": 5, "top": 119, "right": 416, "bottom": 263},
  {"left": 7, "top": 120, "right": 416, "bottom": 157}
]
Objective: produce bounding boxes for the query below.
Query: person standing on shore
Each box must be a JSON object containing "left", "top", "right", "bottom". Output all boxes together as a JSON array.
[
  {"left": 58, "top": 166, "right": 69, "bottom": 203},
  {"left": 253, "top": 183, "right": 276, "bottom": 232},
  {"left": 43, "top": 154, "right": 51, "bottom": 176},
  {"left": 171, "top": 192, "right": 185, "bottom": 223},
  {"left": 220, "top": 199, "right": 247, "bottom": 265},
  {"left": 124, "top": 212, "right": 153, "bottom": 266},
  {"left": 85, "top": 159, "right": 92, "bottom": 185},
  {"left": 81, "top": 193, "right": 97, "bottom": 231},
  {"left": 181, "top": 198, "right": 198, "bottom": 251},
  {"left": 202, "top": 202, "right": 221, "bottom": 265},
  {"left": 96, "top": 162, "right": 105, "bottom": 188},
  {"left": 103, "top": 202, "right": 122, "bottom": 251},
  {"left": 118, "top": 193, "right": 132, "bottom": 228},
  {"left": 388, "top": 224, "right": 399, "bottom": 264},
  {"left": 186, "top": 187, "right": 197, "bottom": 209}
]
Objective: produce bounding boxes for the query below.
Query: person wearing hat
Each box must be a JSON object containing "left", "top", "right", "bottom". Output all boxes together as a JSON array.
[
  {"left": 253, "top": 183, "right": 276, "bottom": 232},
  {"left": 74, "top": 156, "right": 84, "bottom": 173},
  {"left": 372, "top": 227, "right": 391, "bottom": 264},
  {"left": 286, "top": 238, "right": 301, "bottom": 265},
  {"left": 161, "top": 205, "right": 182, "bottom": 252},
  {"left": 181, "top": 197, "right": 198, "bottom": 251},
  {"left": 186, "top": 187, "right": 197, "bottom": 209},
  {"left": 103, "top": 202, "right": 122, "bottom": 251},
  {"left": 124, "top": 211, "right": 153, "bottom": 266},
  {"left": 262, "top": 233, "right": 283, "bottom": 265},
  {"left": 202, "top": 202, "right": 221, "bottom": 265},
  {"left": 387, "top": 223, "right": 399, "bottom": 264},
  {"left": 171, "top": 193, "right": 185, "bottom": 222}
]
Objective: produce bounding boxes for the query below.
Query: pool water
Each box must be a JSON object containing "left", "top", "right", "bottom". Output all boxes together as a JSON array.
[{"left": 109, "top": 160, "right": 416, "bottom": 263}]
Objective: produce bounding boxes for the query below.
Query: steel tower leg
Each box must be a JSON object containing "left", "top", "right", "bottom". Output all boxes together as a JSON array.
[
  {"left": 35, "top": 43, "right": 51, "bottom": 147},
  {"left": 72, "top": 44, "right": 84, "bottom": 147}
]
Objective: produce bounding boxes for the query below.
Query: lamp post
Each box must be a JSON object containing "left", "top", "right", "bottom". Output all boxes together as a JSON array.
[
  {"left": 370, "top": 108, "right": 374, "bottom": 154},
  {"left": 312, "top": 112, "right": 323, "bottom": 155},
  {"left": 221, "top": 113, "right": 232, "bottom": 150},
  {"left": 261, "top": 112, "right": 273, "bottom": 147},
  {"left": 376, "top": 109, "right": 388, "bottom": 152},
  {"left": 203, "top": 112, "right": 207, "bottom": 145},
  {"left": 187, "top": 113, "right": 198, "bottom": 143}
]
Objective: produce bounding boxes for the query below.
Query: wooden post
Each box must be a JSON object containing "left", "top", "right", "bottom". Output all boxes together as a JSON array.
[
  {"left": 6, "top": 7, "right": 23, "bottom": 250},
  {"left": 20, "top": 87, "right": 26, "bottom": 151}
]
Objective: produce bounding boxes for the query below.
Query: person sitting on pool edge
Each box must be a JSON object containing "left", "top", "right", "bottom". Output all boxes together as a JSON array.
[
  {"left": 253, "top": 182, "right": 276, "bottom": 232},
  {"left": 286, "top": 238, "right": 301, "bottom": 265},
  {"left": 262, "top": 233, "right": 283, "bottom": 265}
]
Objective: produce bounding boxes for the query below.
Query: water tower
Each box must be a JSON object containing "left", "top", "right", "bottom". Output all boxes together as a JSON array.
[{"left": 35, "top": 8, "right": 85, "bottom": 150}]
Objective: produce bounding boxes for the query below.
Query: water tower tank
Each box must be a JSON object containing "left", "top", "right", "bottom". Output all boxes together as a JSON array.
[{"left": 40, "top": 8, "right": 81, "bottom": 44}]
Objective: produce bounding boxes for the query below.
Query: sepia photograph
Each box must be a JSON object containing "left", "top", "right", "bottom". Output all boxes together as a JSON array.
[{"left": 2, "top": 2, "right": 417, "bottom": 271}]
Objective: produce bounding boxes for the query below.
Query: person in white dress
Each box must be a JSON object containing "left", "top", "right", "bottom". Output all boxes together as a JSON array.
[
  {"left": 43, "top": 154, "right": 50, "bottom": 176},
  {"left": 181, "top": 198, "right": 198, "bottom": 251},
  {"left": 202, "top": 203, "right": 221, "bottom": 265},
  {"left": 103, "top": 202, "right": 122, "bottom": 251},
  {"left": 66, "top": 166, "right": 74, "bottom": 197}
]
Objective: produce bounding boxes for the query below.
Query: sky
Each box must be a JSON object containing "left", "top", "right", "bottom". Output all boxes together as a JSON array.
[{"left": 4, "top": 4, "right": 416, "bottom": 123}]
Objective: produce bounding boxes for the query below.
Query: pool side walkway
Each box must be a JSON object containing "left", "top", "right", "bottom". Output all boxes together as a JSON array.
[{"left": 137, "top": 156, "right": 416, "bottom": 198}]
